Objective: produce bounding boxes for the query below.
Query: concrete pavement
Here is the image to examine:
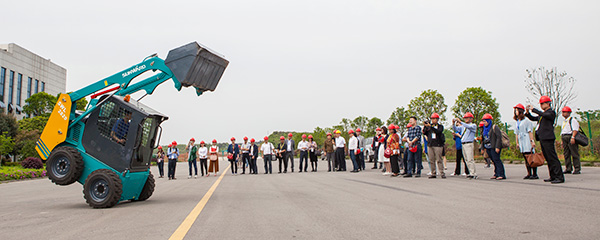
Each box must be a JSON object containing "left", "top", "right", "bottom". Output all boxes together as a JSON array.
[{"left": 1, "top": 158, "right": 599, "bottom": 240}]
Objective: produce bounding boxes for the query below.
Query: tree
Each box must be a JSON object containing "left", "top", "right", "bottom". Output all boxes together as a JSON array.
[
  {"left": 0, "top": 112, "right": 18, "bottom": 139},
  {"left": 23, "top": 92, "right": 57, "bottom": 116},
  {"left": 18, "top": 115, "right": 50, "bottom": 133},
  {"left": 407, "top": 89, "right": 448, "bottom": 122},
  {"left": 15, "top": 130, "right": 40, "bottom": 161},
  {"left": 525, "top": 67, "right": 577, "bottom": 122},
  {"left": 0, "top": 133, "right": 15, "bottom": 165},
  {"left": 76, "top": 97, "right": 89, "bottom": 111},
  {"left": 576, "top": 109, "right": 600, "bottom": 122},
  {"left": 350, "top": 116, "right": 369, "bottom": 130},
  {"left": 387, "top": 107, "right": 410, "bottom": 132},
  {"left": 451, "top": 87, "right": 501, "bottom": 123},
  {"left": 339, "top": 118, "right": 352, "bottom": 132}
]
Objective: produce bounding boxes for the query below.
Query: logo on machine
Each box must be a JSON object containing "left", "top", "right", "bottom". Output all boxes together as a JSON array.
[{"left": 122, "top": 64, "right": 146, "bottom": 78}]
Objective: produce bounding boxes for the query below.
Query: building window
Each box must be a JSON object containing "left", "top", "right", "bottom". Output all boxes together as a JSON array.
[
  {"left": 17, "top": 74, "right": 22, "bottom": 106},
  {"left": 8, "top": 71, "right": 14, "bottom": 105},
  {"left": 35, "top": 79, "right": 39, "bottom": 93},
  {"left": 41, "top": 81, "right": 45, "bottom": 92},
  {"left": 0, "top": 67, "right": 5, "bottom": 102},
  {"left": 27, "top": 77, "right": 32, "bottom": 98}
]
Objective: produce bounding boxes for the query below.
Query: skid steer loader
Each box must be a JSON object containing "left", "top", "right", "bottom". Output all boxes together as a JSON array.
[{"left": 36, "top": 42, "right": 229, "bottom": 208}]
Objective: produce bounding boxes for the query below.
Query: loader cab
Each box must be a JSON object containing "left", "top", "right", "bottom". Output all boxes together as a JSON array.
[{"left": 81, "top": 95, "right": 168, "bottom": 173}]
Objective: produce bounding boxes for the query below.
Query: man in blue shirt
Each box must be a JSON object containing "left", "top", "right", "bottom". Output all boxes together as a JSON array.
[
  {"left": 167, "top": 141, "right": 180, "bottom": 180},
  {"left": 452, "top": 112, "right": 478, "bottom": 179},
  {"left": 111, "top": 111, "right": 132, "bottom": 145}
]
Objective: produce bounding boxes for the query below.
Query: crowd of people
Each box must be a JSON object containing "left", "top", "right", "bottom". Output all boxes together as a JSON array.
[{"left": 154, "top": 96, "right": 583, "bottom": 184}]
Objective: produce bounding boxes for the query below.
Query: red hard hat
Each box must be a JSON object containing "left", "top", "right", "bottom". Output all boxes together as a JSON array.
[
  {"left": 231, "top": 137, "right": 235, "bottom": 141},
  {"left": 280, "top": 136, "right": 285, "bottom": 140},
  {"left": 200, "top": 141, "right": 205, "bottom": 144},
  {"left": 356, "top": 128, "right": 361, "bottom": 132},
  {"left": 172, "top": 141, "right": 177, "bottom": 146},
  {"left": 431, "top": 113, "right": 440, "bottom": 119},
  {"left": 190, "top": 138, "right": 195, "bottom": 142},
  {"left": 264, "top": 136, "right": 269, "bottom": 141},
  {"left": 539, "top": 96, "right": 552, "bottom": 104},
  {"left": 308, "top": 135, "right": 313, "bottom": 139},
  {"left": 482, "top": 113, "right": 493, "bottom": 120},
  {"left": 288, "top": 133, "right": 293, "bottom": 137},
  {"left": 158, "top": 146, "right": 162, "bottom": 149},
  {"left": 243, "top": 136, "right": 248, "bottom": 141},
  {"left": 562, "top": 106, "right": 572, "bottom": 113},
  {"left": 212, "top": 139, "right": 217, "bottom": 143},
  {"left": 168, "top": 144, "right": 172, "bottom": 148},
  {"left": 302, "top": 134, "right": 307, "bottom": 139},
  {"left": 388, "top": 124, "right": 395, "bottom": 130},
  {"left": 326, "top": 132, "right": 332, "bottom": 136},
  {"left": 250, "top": 138, "right": 255, "bottom": 142},
  {"left": 463, "top": 112, "right": 474, "bottom": 118},
  {"left": 348, "top": 130, "right": 354, "bottom": 134},
  {"left": 406, "top": 124, "right": 412, "bottom": 128},
  {"left": 478, "top": 121, "right": 485, "bottom": 127},
  {"left": 514, "top": 103, "right": 525, "bottom": 110},
  {"left": 375, "top": 127, "right": 381, "bottom": 131}
]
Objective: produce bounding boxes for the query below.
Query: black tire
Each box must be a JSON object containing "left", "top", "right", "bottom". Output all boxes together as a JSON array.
[
  {"left": 46, "top": 146, "right": 84, "bottom": 186},
  {"left": 135, "top": 172, "right": 155, "bottom": 201},
  {"left": 83, "top": 169, "right": 123, "bottom": 208}
]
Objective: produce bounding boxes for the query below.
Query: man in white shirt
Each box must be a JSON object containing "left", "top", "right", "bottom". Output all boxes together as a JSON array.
[
  {"left": 241, "top": 137, "right": 251, "bottom": 174},
  {"left": 348, "top": 130, "right": 359, "bottom": 173},
  {"left": 560, "top": 106, "right": 581, "bottom": 174},
  {"left": 334, "top": 130, "right": 347, "bottom": 171},
  {"left": 298, "top": 134, "right": 309, "bottom": 172},
  {"left": 260, "top": 136, "right": 274, "bottom": 174},
  {"left": 286, "top": 133, "right": 295, "bottom": 172}
]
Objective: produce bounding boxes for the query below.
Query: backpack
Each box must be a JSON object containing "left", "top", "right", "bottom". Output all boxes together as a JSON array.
[{"left": 494, "top": 125, "right": 511, "bottom": 149}]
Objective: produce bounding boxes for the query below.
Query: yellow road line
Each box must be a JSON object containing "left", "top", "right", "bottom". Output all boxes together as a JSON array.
[{"left": 169, "top": 164, "right": 231, "bottom": 240}]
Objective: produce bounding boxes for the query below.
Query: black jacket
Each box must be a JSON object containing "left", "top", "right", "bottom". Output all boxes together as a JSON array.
[
  {"left": 423, "top": 124, "right": 445, "bottom": 147},
  {"left": 251, "top": 144, "right": 259, "bottom": 158},
  {"left": 525, "top": 108, "right": 556, "bottom": 141}
]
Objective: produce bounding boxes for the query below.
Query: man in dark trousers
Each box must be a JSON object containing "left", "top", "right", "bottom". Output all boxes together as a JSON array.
[
  {"left": 227, "top": 137, "right": 240, "bottom": 175},
  {"left": 276, "top": 136, "right": 288, "bottom": 173},
  {"left": 525, "top": 96, "right": 565, "bottom": 184},
  {"left": 372, "top": 127, "right": 382, "bottom": 169},
  {"left": 286, "top": 133, "right": 296, "bottom": 172},
  {"left": 250, "top": 138, "right": 259, "bottom": 174},
  {"left": 423, "top": 113, "right": 446, "bottom": 179}
]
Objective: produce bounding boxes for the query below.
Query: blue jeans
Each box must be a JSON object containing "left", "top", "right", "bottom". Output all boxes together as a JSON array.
[
  {"left": 188, "top": 159, "right": 197, "bottom": 176},
  {"left": 299, "top": 151, "right": 308, "bottom": 172},
  {"left": 487, "top": 148, "right": 506, "bottom": 178},
  {"left": 407, "top": 144, "right": 423, "bottom": 175},
  {"left": 350, "top": 151, "right": 359, "bottom": 171}
]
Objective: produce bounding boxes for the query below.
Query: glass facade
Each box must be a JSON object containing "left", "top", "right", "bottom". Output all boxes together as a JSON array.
[
  {"left": 17, "top": 74, "right": 22, "bottom": 106},
  {"left": 27, "top": 77, "right": 32, "bottom": 98},
  {"left": 0, "top": 67, "right": 5, "bottom": 102},
  {"left": 8, "top": 70, "right": 14, "bottom": 105},
  {"left": 41, "top": 81, "right": 45, "bottom": 92},
  {"left": 35, "top": 79, "right": 39, "bottom": 93}
]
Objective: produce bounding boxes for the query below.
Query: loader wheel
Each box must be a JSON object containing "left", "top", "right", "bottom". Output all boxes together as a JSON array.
[
  {"left": 46, "top": 146, "right": 84, "bottom": 186},
  {"left": 83, "top": 169, "right": 122, "bottom": 208},
  {"left": 135, "top": 172, "right": 155, "bottom": 201}
]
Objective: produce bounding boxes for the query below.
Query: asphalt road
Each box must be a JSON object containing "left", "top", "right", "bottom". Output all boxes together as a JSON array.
[{"left": 1, "top": 158, "right": 600, "bottom": 240}]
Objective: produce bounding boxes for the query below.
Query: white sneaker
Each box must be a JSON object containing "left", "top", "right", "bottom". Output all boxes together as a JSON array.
[
  {"left": 427, "top": 172, "right": 432, "bottom": 176},
  {"left": 450, "top": 172, "right": 456, "bottom": 176},
  {"left": 188, "top": 175, "right": 191, "bottom": 179},
  {"left": 194, "top": 175, "right": 198, "bottom": 179},
  {"left": 461, "top": 173, "right": 467, "bottom": 176}
]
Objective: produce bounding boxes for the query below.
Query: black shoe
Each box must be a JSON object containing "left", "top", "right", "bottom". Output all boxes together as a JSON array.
[
  {"left": 350, "top": 170, "right": 359, "bottom": 173},
  {"left": 563, "top": 170, "right": 572, "bottom": 174},
  {"left": 544, "top": 178, "right": 553, "bottom": 182},
  {"left": 572, "top": 171, "right": 581, "bottom": 175},
  {"left": 467, "top": 176, "right": 474, "bottom": 179},
  {"left": 327, "top": 170, "right": 331, "bottom": 172},
  {"left": 299, "top": 170, "right": 302, "bottom": 173},
  {"left": 415, "top": 174, "right": 421, "bottom": 178},
  {"left": 523, "top": 175, "right": 531, "bottom": 179},
  {"left": 441, "top": 175, "right": 446, "bottom": 179},
  {"left": 529, "top": 176, "right": 539, "bottom": 179},
  {"left": 403, "top": 174, "right": 413, "bottom": 178},
  {"left": 551, "top": 179, "right": 564, "bottom": 184},
  {"left": 371, "top": 167, "right": 377, "bottom": 169},
  {"left": 428, "top": 176, "right": 436, "bottom": 179},
  {"left": 284, "top": 171, "right": 287, "bottom": 173}
]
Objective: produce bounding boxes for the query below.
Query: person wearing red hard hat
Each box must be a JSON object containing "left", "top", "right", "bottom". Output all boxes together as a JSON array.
[
  {"left": 248, "top": 138, "right": 259, "bottom": 174},
  {"left": 404, "top": 116, "right": 424, "bottom": 178},
  {"left": 240, "top": 137, "right": 251, "bottom": 174},
  {"left": 348, "top": 129, "right": 360, "bottom": 173},
  {"left": 371, "top": 127, "right": 383, "bottom": 170},
  {"left": 208, "top": 140, "right": 220, "bottom": 176},
  {"left": 156, "top": 145, "right": 166, "bottom": 178},
  {"left": 387, "top": 124, "right": 401, "bottom": 176},
  {"left": 423, "top": 113, "right": 446, "bottom": 179},
  {"left": 285, "top": 133, "right": 296, "bottom": 172},
  {"left": 355, "top": 128, "right": 366, "bottom": 171},
  {"left": 525, "top": 96, "right": 565, "bottom": 184},
  {"left": 452, "top": 112, "right": 478, "bottom": 178},
  {"left": 186, "top": 138, "right": 199, "bottom": 179},
  {"left": 298, "top": 134, "right": 309, "bottom": 173},
  {"left": 481, "top": 113, "right": 506, "bottom": 180},
  {"left": 227, "top": 137, "right": 240, "bottom": 175},
  {"left": 260, "top": 137, "right": 274, "bottom": 174},
  {"left": 167, "top": 141, "right": 180, "bottom": 180},
  {"left": 333, "top": 129, "right": 347, "bottom": 171},
  {"left": 307, "top": 135, "right": 319, "bottom": 172},
  {"left": 514, "top": 103, "right": 538, "bottom": 179},
  {"left": 197, "top": 141, "right": 209, "bottom": 177},
  {"left": 324, "top": 132, "right": 336, "bottom": 172},
  {"left": 560, "top": 106, "right": 581, "bottom": 174},
  {"left": 276, "top": 136, "right": 289, "bottom": 173}
]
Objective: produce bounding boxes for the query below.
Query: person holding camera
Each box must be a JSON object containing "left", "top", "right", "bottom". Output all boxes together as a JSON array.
[
  {"left": 525, "top": 96, "right": 565, "bottom": 184},
  {"left": 452, "top": 112, "right": 477, "bottom": 178},
  {"left": 423, "top": 113, "right": 446, "bottom": 179}
]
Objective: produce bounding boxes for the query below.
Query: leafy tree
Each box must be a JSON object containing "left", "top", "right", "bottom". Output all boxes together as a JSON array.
[
  {"left": 15, "top": 130, "right": 40, "bottom": 161},
  {"left": 407, "top": 89, "right": 448, "bottom": 122},
  {"left": 387, "top": 107, "right": 410, "bottom": 132},
  {"left": 451, "top": 87, "right": 501, "bottom": 123},
  {"left": 76, "top": 97, "right": 89, "bottom": 111},
  {"left": 350, "top": 116, "right": 369, "bottom": 130},
  {"left": 576, "top": 109, "right": 600, "bottom": 122},
  {"left": 23, "top": 92, "right": 57, "bottom": 116},
  {"left": 366, "top": 117, "right": 384, "bottom": 137},
  {"left": 525, "top": 67, "right": 577, "bottom": 122},
  {"left": 0, "top": 133, "right": 15, "bottom": 165},
  {"left": 339, "top": 118, "right": 352, "bottom": 132},
  {"left": 18, "top": 115, "right": 50, "bottom": 133},
  {"left": 0, "top": 112, "right": 18, "bottom": 139}
]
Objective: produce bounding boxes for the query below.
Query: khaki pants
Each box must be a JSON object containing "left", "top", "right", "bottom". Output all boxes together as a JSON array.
[
  {"left": 462, "top": 143, "right": 476, "bottom": 176},
  {"left": 428, "top": 146, "right": 445, "bottom": 176}
]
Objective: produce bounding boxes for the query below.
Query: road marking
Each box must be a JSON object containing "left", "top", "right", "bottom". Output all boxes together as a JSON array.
[{"left": 169, "top": 164, "right": 230, "bottom": 240}]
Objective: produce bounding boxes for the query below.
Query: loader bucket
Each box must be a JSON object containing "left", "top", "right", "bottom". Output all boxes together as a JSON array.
[{"left": 165, "top": 42, "right": 229, "bottom": 92}]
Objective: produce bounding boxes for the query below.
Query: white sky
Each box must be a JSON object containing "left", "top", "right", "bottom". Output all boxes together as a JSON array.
[{"left": 2, "top": 0, "right": 599, "bottom": 144}]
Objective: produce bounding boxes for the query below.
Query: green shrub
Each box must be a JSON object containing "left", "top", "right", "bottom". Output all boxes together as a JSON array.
[{"left": 0, "top": 166, "right": 46, "bottom": 181}]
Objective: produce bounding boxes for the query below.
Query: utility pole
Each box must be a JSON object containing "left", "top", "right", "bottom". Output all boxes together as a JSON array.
[{"left": 587, "top": 112, "right": 594, "bottom": 152}]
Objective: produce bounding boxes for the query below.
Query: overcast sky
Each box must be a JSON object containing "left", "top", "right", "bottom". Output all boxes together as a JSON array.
[{"left": 2, "top": 0, "right": 599, "bottom": 144}]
